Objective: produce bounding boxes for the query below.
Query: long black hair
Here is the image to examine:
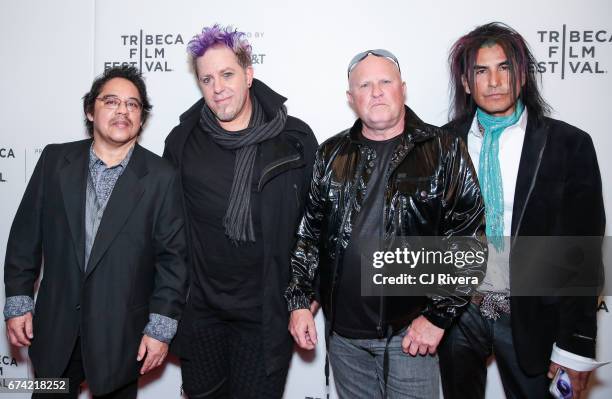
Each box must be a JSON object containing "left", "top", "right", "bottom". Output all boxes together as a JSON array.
[{"left": 448, "top": 22, "right": 550, "bottom": 121}]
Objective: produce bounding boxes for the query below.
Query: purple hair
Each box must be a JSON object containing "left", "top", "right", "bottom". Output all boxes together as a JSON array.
[
  {"left": 448, "top": 22, "right": 550, "bottom": 122},
  {"left": 187, "top": 24, "right": 252, "bottom": 69}
]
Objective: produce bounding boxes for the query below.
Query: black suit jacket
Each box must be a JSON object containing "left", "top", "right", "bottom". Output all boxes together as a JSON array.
[
  {"left": 4, "top": 139, "right": 188, "bottom": 395},
  {"left": 444, "top": 112, "right": 605, "bottom": 375}
]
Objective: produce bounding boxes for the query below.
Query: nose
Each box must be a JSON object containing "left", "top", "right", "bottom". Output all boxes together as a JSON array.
[
  {"left": 488, "top": 70, "right": 500, "bottom": 88},
  {"left": 213, "top": 78, "right": 225, "bottom": 94},
  {"left": 116, "top": 100, "right": 129, "bottom": 114},
  {"left": 371, "top": 83, "right": 383, "bottom": 97}
]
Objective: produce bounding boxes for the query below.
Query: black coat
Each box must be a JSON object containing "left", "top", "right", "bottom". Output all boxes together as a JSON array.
[
  {"left": 286, "top": 106, "right": 486, "bottom": 334},
  {"left": 444, "top": 112, "right": 605, "bottom": 375},
  {"left": 4, "top": 140, "right": 188, "bottom": 394},
  {"left": 163, "top": 79, "right": 318, "bottom": 375}
]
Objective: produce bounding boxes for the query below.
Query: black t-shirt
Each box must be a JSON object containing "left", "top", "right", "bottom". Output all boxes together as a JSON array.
[
  {"left": 182, "top": 126, "right": 264, "bottom": 321},
  {"left": 333, "top": 132, "right": 402, "bottom": 338}
]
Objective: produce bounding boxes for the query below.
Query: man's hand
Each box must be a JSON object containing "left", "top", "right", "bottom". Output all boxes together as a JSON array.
[
  {"left": 137, "top": 335, "right": 169, "bottom": 375},
  {"left": 289, "top": 309, "right": 317, "bottom": 350},
  {"left": 548, "top": 362, "right": 592, "bottom": 399},
  {"left": 6, "top": 312, "right": 33, "bottom": 347},
  {"left": 402, "top": 315, "right": 444, "bottom": 356}
]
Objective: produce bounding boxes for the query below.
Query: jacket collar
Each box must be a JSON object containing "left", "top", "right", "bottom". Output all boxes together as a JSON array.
[
  {"left": 449, "top": 110, "right": 549, "bottom": 237},
  {"left": 349, "top": 105, "right": 436, "bottom": 144},
  {"left": 84, "top": 143, "right": 147, "bottom": 277},
  {"left": 170, "top": 78, "right": 309, "bottom": 160},
  {"left": 59, "top": 140, "right": 90, "bottom": 272},
  {"left": 510, "top": 112, "right": 548, "bottom": 237},
  {"left": 171, "top": 79, "right": 308, "bottom": 191},
  {"left": 179, "top": 78, "right": 287, "bottom": 124},
  {"left": 59, "top": 140, "right": 148, "bottom": 275}
]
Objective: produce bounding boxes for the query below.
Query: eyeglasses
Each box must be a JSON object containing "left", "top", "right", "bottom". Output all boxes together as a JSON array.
[
  {"left": 96, "top": 95, "right": 143, "bottom": 113},
  {"left": 347, "top": 49, "right": 401, "bottom": 77}
]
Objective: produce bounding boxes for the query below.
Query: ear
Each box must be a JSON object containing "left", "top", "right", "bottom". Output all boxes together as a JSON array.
[
  {"left": 86, "top": 112, "right": 94, "bottom": 122},
  {"left": 461, "top": 75, "right": 471, "bottom": 95},
  {"left": 246, "top": 66, "right": 254, "bottom": 88},
  {"left": 346, "top": 89, "right": 354, "bottom": 106},
  {"left": 402, "top": 81, "right": 407, "bottom": 100}
]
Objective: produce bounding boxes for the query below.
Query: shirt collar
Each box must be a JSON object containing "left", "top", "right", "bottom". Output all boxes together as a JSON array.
[
  {"left": 468, "top": 108, "right": 528, "bottom": 140},
  {"left": 89, "top": 142, "right": 135, "bottom": 170}
]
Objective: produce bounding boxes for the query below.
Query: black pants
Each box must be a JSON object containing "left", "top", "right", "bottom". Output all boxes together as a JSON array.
[
  {"left": 180, "top": 317, "right": 288, "bottom": 399},
  {"left": 32, "top": 337, "right": 137, "bottom": 399},
  {"left": 439, "top": 303, "right": 550, "bottom": 399}
]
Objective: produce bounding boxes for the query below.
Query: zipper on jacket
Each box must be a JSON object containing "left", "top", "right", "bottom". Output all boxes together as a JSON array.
[
  {"left": 377, "top": 166, "right": 392, "bottom": 338},
  {"left": 293, "top": 183, "right": 300, "bottom": 208},
  {"left": 329, "top": 147, "right": 367, "bottom": 333},
  {"left": 376, "top": 142, "right": 413, "bottom": 338},
  {"left": 258, "top": 153, "right": 302, "bottom": 192}
]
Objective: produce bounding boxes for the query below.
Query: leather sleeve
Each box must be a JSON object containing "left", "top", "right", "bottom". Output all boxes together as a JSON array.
[
  {"left": 422, "top": 136, "right": 488, "bottom": 329},
  {"left": 285, "top": 145, "right": 327, "bottom": 311}
]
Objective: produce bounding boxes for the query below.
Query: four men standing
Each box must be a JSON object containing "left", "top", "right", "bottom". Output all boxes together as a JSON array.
[{"left": 3, "top": 21, "right": 605, "bottom": 399}]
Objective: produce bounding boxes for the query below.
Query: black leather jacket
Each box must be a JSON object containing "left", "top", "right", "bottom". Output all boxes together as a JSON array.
[{"left": 285, "top": 106, "right": 486, "bottom": 334}]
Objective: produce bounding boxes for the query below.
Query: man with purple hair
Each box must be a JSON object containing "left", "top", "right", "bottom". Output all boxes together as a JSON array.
[
  {"left": 163, "top": 24, "right": 317, "bottom": 398},
  {"left": 439, "top": 22, "right": 604, "bottom": 399}
]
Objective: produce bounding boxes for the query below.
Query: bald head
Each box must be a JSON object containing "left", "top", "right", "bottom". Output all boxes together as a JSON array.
[{"left": 346, "top": 54, "right": 406, "bottom": 140}]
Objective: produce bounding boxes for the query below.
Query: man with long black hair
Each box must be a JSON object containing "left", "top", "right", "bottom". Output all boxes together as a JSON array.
[{"left": 440, "top": 22, "right": 605, "bottom": 399}]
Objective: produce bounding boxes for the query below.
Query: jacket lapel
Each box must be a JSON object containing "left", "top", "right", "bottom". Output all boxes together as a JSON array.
[
  {"left": 85, "top": 144, "right": 147, "bottom": 278},
  {"left": 511, "top": 115, "right": 549, "bottom": 237},
  {"left": 451, "top": 113, "right": 548, "bottom": 238},
  {"left": 59, "top": 140, "right": 90, "bottom": 272}
]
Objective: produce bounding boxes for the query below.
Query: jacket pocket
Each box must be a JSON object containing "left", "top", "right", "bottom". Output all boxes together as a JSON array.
[{"left": 396, "top": 175, "right": 442, "bottom": 201}]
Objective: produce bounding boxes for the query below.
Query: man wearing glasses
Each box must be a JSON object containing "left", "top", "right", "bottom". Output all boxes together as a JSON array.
[
  {"left": 4, "top": 65, "right": 188, "bottom": 399},
  {"left": 286, "top": 49, "right": 486, "bottom": 398}
]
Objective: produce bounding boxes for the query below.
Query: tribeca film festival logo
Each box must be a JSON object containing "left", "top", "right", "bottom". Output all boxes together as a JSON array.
[
  {"left": 0, "top": 147, "right": 16, "bottom": 183},
  {"left": 0, "top": 354, "right": 19, "bottom": 377},
  {"left": 0, "top": 147, "right": 43, "bottom": 184},
  {"left": 103, "top": 30, "right": 267, "bottom": 72},
  {"left": 536, "top": 25, "right": 610, "bottom": 79},
  {"left": 103, "top": 30, "right": 184, "bottom": 72}
]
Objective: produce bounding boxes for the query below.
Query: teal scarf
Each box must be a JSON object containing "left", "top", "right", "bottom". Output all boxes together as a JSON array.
[{"left": 476, "top": 100, "right": 524, "bottom": 251}]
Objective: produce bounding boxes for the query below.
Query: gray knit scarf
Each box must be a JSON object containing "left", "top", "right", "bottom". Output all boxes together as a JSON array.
[{"left": 199, "top": 94, "right": 287, "bottom": 243}]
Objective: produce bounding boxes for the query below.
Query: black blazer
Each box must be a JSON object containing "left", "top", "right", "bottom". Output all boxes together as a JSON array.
[
  {"left": 4, "top": 139, "right": 188, "bottom": 395},
  {"left": 444, "top": 112, "right": 605, "bottom": 375}
]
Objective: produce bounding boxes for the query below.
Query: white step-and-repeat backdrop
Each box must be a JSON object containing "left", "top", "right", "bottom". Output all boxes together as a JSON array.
[{"left": 1, "top": 0, "right": 611, "bottom": 397}]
